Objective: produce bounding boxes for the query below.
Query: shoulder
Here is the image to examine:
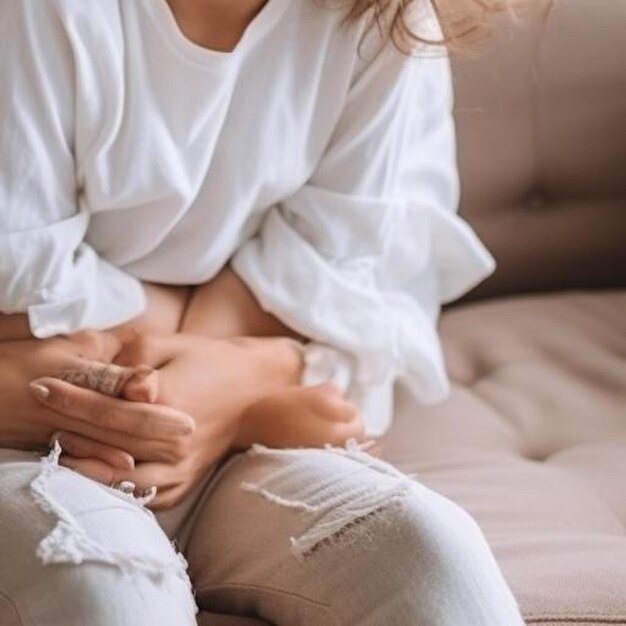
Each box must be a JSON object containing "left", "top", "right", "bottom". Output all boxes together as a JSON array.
[
  {"left": 278, "top": 0, "right": 372, "bottom": 89},
  {"left": 282, "top": 0, "right": 367, "bottom": 52},
  {"left": 283, "top": 0, "right": 438, "bottom": 87}
]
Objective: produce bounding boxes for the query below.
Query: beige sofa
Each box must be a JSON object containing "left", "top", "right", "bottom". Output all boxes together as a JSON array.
[{"left": 200, "top": 1, "right": 626, "bottom": 623}]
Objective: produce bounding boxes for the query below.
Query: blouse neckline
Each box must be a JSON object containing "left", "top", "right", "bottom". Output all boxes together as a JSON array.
[{"left": 146, "top": 0, "right": 290, "bottom": 69}]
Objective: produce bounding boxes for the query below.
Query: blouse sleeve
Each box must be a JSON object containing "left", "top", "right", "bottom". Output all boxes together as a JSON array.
[
  {"left": 232, "top": 20, "right": 495, "bottom": 435},
  {"left": 0, "top": 0, "right": 145, "bottom": 338}
]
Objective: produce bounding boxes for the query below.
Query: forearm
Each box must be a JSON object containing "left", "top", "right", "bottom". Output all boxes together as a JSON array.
[
  {"left": 0, "top": 314, "right": 31, "bottom": 341},
  {"left": 180, "top": 268, "right": 313, "bottom": 450},
  {"left": 181, "top": 266, "right": 303, "bottom": 339},
  {"left": 1, "top": 267, "right": 294, "bottom": 341},
  {"left": 113, "top": 282, "right": 191, "bottom": 338},
  {"left": 181, "top": 268, "right": 307, "bottom": 422}
]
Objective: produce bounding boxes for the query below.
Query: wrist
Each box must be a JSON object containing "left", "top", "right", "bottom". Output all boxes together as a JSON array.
[
  {"left": 268, "top": 337, "right": 305, "bottom": 386},
  {"left": 228, "top": 338, "right": 304, "bottom": 452},
  {"left": 233, "top": 336, "right": 304, "bottom": 389},
  {"left": 181, "top": 267, "right": 304, "bottom": 340}
]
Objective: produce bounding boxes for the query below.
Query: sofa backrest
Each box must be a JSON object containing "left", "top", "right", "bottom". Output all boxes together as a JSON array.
[{"left": 452, "top": 0, "right": 626, "bottom": 300}]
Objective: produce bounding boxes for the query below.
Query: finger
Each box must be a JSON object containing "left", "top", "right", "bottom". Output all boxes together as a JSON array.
[
  {"left": 103, "top": 462, "right": 180, "bottom": 501},
  {"left": 59, "top": 457, "right": 174, "bottom": 508},
  {"left": 120, "top": 366, "right": 159, "bottom": 404},
  {"left": 149, "top": 484, "right": 189, "bottom": 511},
  {"left": 52, "top": 431, "right": 134, "bottom": 471},
  {"left": 58, "top": 359, "right": 160, "bottom": 404},
  {"left": 306, "top": 383, "right": 358, "bottom": 423},
  {"left": 326, "top": 414, "right": 366, "bottom": 445},
  {"left": 362, "top": 441, "right": 384, "bottom": 458},
  {"left": 58, "top": 360, "right": 155, "bottom": 400},
  {"left": 59, "top": 456, "right": 127, "bottom": 486},
  {"left": 128, "top": 462, "right": 179, "bottom": 492},
  {"left": 30, "top": 377, "right": 195, "bottom": 440},
  {"left": 52, "top": 417, "right": 177, "bottom": 463}
]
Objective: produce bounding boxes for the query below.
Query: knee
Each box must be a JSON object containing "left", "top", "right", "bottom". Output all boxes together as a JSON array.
[
  {"left": 386, "top": 488, "right": 491, "bottom": 574},
  {"left": 39, "top": 562, "right": 197, "bottom": 626},
  {"left": 1, "top": 550, "right": 197, "bottom": 626},
  {"left": 0, "top": 461, "right": 197, "bottom": 626}
]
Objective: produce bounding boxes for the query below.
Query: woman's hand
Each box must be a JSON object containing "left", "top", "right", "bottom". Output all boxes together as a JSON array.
[
  {"left": 50, "top": 333, "right": 304, "bottom": 508},
  {"left": 0, "top": 330, "right": 121, "bottom": 448},
  {"left": 235, "top": 382, "right": 365, "bottom": 450},
  {"left": 1, "top": 331, "right": 194, "bottom": 462}
]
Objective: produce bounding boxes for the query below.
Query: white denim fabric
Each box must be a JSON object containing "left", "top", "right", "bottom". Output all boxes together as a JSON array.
[
  {"left": 0, "top": 444, "right": 524, "bottom": 626},
  {"left": 0, "top": 448, "right": 197, "bottom": 626}
]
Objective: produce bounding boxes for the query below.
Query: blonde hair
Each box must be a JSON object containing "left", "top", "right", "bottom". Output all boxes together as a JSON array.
[{"left": 341, "top": 0, "right": 511, "bottom": 53}]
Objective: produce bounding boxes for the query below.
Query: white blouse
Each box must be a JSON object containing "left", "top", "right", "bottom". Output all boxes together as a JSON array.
[{"left": 0, "top": 0, "right": 494, "bottom": 435}]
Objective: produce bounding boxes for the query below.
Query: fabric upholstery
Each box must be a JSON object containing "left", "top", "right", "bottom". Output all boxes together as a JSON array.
[
  {"left": 383, "top": 290, "right": 626, "bottom": 624},
  {"left": 438, "top": 5, "right": 626, "bottom": 619},
  {"left": 453, "top": 0, "right": 626, "bottom": 299}
]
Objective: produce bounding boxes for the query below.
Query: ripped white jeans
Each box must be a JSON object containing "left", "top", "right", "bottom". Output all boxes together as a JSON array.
[{"left": 0, "top": 443, "right": 524, "bottom": 626}]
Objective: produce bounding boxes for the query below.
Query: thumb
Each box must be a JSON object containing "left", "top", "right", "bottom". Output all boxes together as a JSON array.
[{"left": 120, "top": 366, "right": 160, "bottom": 403}]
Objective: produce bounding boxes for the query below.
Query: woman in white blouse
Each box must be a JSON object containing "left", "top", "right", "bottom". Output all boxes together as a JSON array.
[{"left": 0, "top": 0, "right": 524, "bottom": 623}]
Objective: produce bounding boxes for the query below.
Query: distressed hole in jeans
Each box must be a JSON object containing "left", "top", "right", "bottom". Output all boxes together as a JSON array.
[
  {"left": 29, "top": 441, "right": 195, "bottom": 600},
  {"left": 240, "top": 441, "right": 417, "bottom": 558},
  {"left": 297, "top": 498, "right": 409, "bottom": 559}
]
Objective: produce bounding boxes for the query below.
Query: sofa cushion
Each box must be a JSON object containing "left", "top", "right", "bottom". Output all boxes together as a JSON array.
[
  {"left": 453, "top": 0, "right": 626, "bottom": 299},
  {"left": 383, "top": 290, "right": 626, "bottom": 624}
]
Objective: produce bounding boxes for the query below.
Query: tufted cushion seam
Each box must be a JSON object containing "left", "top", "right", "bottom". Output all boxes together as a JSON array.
[
  {"left": 525, "top": 616, "right": 626, "bottom": 625},
  {"left": 452, "top": 379, "right": 530, "bottom": 453},
  {"left": 384, "top": 290, "right": 626, "bottom": 620},
  {"left": 464, "top": 379, "right": 535, "bottom": 456}
]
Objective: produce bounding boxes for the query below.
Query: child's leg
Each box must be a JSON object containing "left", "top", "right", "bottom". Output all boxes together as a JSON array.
[{"left": 186, "top": 445, "right": 524, "bottom": 626}]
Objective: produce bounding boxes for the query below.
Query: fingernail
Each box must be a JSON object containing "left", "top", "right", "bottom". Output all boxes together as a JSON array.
[
  {"left": 30, "top": 382, "right": 50, "bottom": 401},
  {"left": 114, "top": 454, "right": 135, "bottom": 471}
]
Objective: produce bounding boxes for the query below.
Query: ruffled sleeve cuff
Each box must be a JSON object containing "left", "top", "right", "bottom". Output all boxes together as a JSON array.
[
  {"left": 0, "top": 212, "right": 147, "bottom": 338},
  {"left": 232, "top": 202, "right": 495, "bottom": 435},
  {"left": 26, "top": 248, "right": 146, "bottom": 339}
]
